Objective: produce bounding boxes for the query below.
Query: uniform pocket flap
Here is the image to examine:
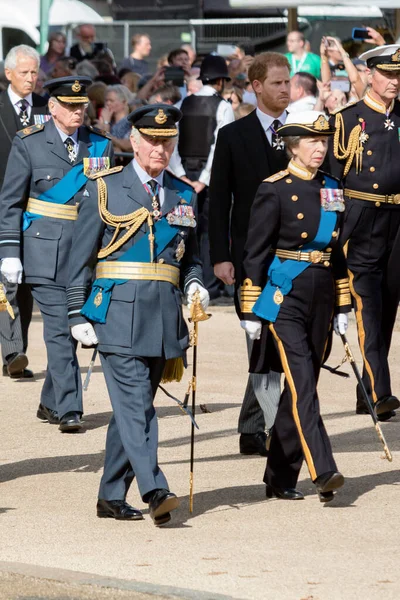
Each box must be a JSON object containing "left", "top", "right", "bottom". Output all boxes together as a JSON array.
[
  {"left": 24, "top": 220, "right": 63, "bottom": 240},
  {"left": 111, "top": 282, "right": 136, "bottom": 302},
  {"left": 33, "top": 168, "right": 64, "bottom": 183}
]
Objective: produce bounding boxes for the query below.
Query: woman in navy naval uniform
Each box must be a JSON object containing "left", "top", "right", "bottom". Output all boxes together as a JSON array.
[{"left": 240, "top": 111, "right": 352, "bottom": 502}]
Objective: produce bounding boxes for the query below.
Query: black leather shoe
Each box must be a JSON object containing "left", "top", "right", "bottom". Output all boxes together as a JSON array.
[
  {"left": 59, "top": 412, "right": 83, "bottom": 433},
  {"left": 314, "top": 471, "right": 344, "bottom": 494},
  {"left": 3, "top": 365, "right": 34, "bottom": 379},
  {"left": 97, "top": 499, "right": 143, "bottom": 521},
  {"left": 375, "top": 396, "right": 400, "bottom": 416},
  {"left": 356, "top": 405, "right": 395, "bottom": 422},
  {"left": 239, "top": 432, "right": 269, "bottom": 457},
  {"left": 36, "top": 403, "right": 59, "bottom": 424},
  {"left": 148, "top": 489, "right": 179, "bottom": 526},
  {"left": 317, "top": 491, "right": 335, "bottom": 503},
  {"left": 3, "top": 352, "right": 29, "bottom": 376},
  {"left": 266, "top": 485, "right": 304, "bottom": 500}
]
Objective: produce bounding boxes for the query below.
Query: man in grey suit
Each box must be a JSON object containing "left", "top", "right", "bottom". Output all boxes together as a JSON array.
[
  {"left": 67, "top": 104, "right": 209, "bottom": 525},
  {"left": 0, "top": 44, "right": 48, "bottom": 379},
  {"left": 0, "top": 76, "right": 113, "bottom": 432}
]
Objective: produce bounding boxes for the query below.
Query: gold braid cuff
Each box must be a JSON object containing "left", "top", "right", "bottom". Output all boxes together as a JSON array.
[
  {"left": 96, "top": 177, "right": 155, "bottom": 261},
  {"left": 333, "top": 113, "right": 363, "bottom": 176},
  {"left": 336, "top": 277, "right": 351, "bottom": 307},
  {"left": 241, "top": 278, "right": 262, "bottom": 313}
]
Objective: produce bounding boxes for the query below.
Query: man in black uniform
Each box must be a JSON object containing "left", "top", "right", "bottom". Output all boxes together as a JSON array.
[
  {"left": 169, "top": 54, "right": 234, "bottom": 302},
  {"left": 329, "top": 45, "right": 400, "bottom": 420}
]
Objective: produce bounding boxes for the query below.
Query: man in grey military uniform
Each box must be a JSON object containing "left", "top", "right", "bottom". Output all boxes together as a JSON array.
[
  {"left": 0, "top": 76, "right": 114, "bottom": 432},
  {"left": 67, "top": 104, "right": 209, "bottom": 525}
]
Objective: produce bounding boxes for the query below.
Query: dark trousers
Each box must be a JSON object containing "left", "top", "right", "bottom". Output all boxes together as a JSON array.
[
  {"left": 264, "top": 268, "right": 337, "bottom": 489},
  {"left": 343, "top": 203, "right": 400, "bottom": 405},
  {"left": 98, "top": 353, "right": 169, "bottom": 502},
  {"left": 0, "top": 281, "right": 33, "bottom": 363},
  {"left": 30, "top": 284, "right": 82, "bottom": 419},
  {"left": 182, "top": 158, "right": 224, "bottom": 299}
]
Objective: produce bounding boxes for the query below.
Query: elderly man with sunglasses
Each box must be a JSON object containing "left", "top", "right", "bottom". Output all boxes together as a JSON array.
[{"left": 0, "top": 76, "right": 114, "bottom": 432}]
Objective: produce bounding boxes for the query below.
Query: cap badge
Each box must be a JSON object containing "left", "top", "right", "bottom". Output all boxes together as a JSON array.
[
  {"left": 313, "top": 115, "right": 329, "bottom": 131},
  {"left": 155, "top": 109, "right": 167, "bottom": 125},
  {"left": 72, "top": 80, "right": 82, "bottom": 93},
  {"left": 391, "top": 49, "right": 400, "bottom": 63}
]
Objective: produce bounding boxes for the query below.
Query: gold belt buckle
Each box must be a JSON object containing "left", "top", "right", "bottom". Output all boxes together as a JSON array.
[
  {"left": 310, "top": 250, "right": 323, "bottom": 264},
  {"left": 393, "top": 194, "right": 400, "bottom": 205}
]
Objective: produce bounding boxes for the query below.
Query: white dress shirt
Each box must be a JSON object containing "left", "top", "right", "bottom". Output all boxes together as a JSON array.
[
  {"left": 169, "top": 84, "right": 235, "bottom": 187},
  {"left": 7, "top": 86, "right": 33, "bottom": 119},
  {"left": 133, "top": 159, "right": 165, "bottom": 207},
  {"left": 256, "top": 107, "right": 288, "bottom": 144}
]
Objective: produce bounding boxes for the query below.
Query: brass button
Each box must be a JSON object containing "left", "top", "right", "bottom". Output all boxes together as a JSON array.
[
  {"left": 359, "top": 118, "right": 364, "bottom": 123},
  {"left": 297, "top": 213, "right": 304, "bottom": 220},
  {"left": 394, "top": 194, "right": 400, "bottom": 205},
  {"left": 322, "top": 180, "right": 326, "bottom": 185},
  {"left": 323, "top": 261, "right": 330, "bottom": 267},
  {"left": 291, "top": 195, "right": 298, "bottom": 201},
  {"left": 46, "top": 175, "right": 51, "bottom": 180},
  {"left": 367, "top": 150, "right": 373, "bottom": 156},
  {"left": 286, "top": 178, "right": 292, "bottom": 184},
  {"left": 332, "top": 231, "right": 338, "bottom": 238},
  {"left": 158, "top": 258, "right": 165, "bottom": 264},
  {"left": 373, "top": 183, "right": 379, "bottom": 189},
  {"left": 370, "top": 167, "right": 375, "bottom": 172},
  {"left": 375, "top": 201, "right": 381, "bottom": 207},
  {"left": 36, "top": 232, "right": 40, "bottom": 236},
  {"left": 326, "top": 248, "right": 332, "bottom": 252},
  {"left": 301, "top": 232, "right": 308, "bottom": 239}
]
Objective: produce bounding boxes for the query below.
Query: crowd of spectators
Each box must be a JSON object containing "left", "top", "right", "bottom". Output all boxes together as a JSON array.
[{"left": 0, "top": 21, "right": 391, "bottom": 158}]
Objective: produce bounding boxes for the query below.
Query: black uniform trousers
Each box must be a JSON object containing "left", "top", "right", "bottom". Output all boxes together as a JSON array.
[
  {"left": 342, "top": 201, "right": 400, "bottom": 405},
  {"left": 98, "top": 353, "right": 169, "bottom": 502},
  {"left": 182, "top": 158, "right": 224, "bottom": 300},
  {"left": 264, "top": 268, "right": 337, "bottom": 489}
]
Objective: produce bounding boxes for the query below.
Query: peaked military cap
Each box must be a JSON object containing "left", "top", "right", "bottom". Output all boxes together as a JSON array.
[
  {"left": 44, "top": 76, "right": 92, "bottom": 103},
  {"left": 359, "top": 44, "right": 400, "bottom": 72},
  {"left": 128, "top": 104, "right": 182, "bottom": 137},
  {"left": 277, "top": 111, "right": 334, "bottom": 136}
]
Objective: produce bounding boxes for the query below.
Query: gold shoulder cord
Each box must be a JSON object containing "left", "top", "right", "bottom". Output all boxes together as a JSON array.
[
  {"left": 333, "top": 113, "right": 363, "bottom": 176},
  {"left": 96, "top": 177, "right": 155, "bottom": 261}
]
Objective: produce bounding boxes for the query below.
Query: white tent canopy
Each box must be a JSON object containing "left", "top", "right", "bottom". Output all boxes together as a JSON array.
[{"left": 12, "top": 0, "right": 104, "bottom": 26}]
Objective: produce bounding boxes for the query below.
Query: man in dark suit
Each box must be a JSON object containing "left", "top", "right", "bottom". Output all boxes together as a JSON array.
[
  {"left": 0, "top": 44, "right": 48, "bottom": 379},
  {"left": 209, "top": 52, "right": 291, "bottom": 456}
]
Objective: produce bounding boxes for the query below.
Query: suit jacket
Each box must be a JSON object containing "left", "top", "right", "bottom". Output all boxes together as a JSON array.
[
  {"left": 0, "top": 118, "right": 114, "bottom": 286},
  {"left": 209, "top": 109, "right": 288, "bottom": 285},
  {"left": 0, "top": 90, "right": 48, "bottom": 190},
  {"left": 67, "top": 165, "right": 204, "bottom": 359}
]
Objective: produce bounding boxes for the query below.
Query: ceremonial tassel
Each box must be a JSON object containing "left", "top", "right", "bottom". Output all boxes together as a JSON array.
[{"left": 160, "top": 357, "right": 184, "bottom": 384}]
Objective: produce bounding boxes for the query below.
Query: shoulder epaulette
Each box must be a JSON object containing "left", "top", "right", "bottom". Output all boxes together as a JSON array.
[
  {"left": 264, "top": 169, "right": 289, "bottom": 183},
  {"left": 17, "top": 124, "right": 44, "bottom": 138},
  {"left": 89, "top": 125, "right": 112, "bottom": 139},
  {"left": 89, "top": 166, "right": 123, "bottom": 180},
  {"left": 331, "top": 100, "right": 358, "bottom": 115}
]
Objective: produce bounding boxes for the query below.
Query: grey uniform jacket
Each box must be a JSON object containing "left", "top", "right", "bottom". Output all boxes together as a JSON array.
[
  {"left": 0, "top": 118, "right": 114, "bottom": 286},
  {"left": 67, "top": 164, "right": 204, "bottom": 359}
]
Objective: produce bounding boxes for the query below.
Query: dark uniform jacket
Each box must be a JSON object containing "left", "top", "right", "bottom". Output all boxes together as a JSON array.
[
  {"left": 0, "top": 118, "right": 113, "bottom": 286},
  {"left": 209, "top": 109, "right": 288, "bottom": 287},
  {"left": 0, "top": 90, "right": 48, "bottom": 190},
  {"left": 67, "top": 165, "right": 204, "bottom": 359}
]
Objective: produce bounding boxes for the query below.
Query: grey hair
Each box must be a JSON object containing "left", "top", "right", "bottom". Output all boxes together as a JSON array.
[
  {"left": 107, "top": 84, "right": 133, "bottom": 105},
  {"left": 281, "top": 135, "right": 301, "bottom": 158},
  {"left": 5, "top": 45, "right": 40, "bottom": 70},
  {"left": 76, "top": 59, "right": 99, "bottom": 79}
]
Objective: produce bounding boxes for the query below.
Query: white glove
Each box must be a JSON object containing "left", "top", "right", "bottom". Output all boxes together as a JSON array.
[
  {"left": 333, "top": 313, "right": 348, "bottom": 335},
  {"left": 1, "top": 258, "right": 23, "bottom": 284},
  {"left": 71, "top": 323, "right": 98, "bottom": 346},
  {"left": 240, "top": 320, "right": 262, "bottom": 340},
  {"left": 186, "top": 282, "right": 210, "bottom": 311}
]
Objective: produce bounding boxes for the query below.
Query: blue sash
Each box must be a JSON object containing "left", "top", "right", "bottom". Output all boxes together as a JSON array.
[
  {"left": 81, "top": 217, "right": 180, "bottom": 324},
  {"left": 22, "top": 133, "right": 109, "bottom": 231},
  {"left": 253, "top": 176, "right": 338, "bottom": 323}
]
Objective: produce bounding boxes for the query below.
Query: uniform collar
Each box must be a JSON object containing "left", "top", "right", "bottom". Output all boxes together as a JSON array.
[
  {"left": 132, "top": 158, "right": 164, "bottom": 188},
  {"left": 7, "top": 85, "right": 32, "bottom": 107},
  {"left": 54, "top": 124, "right": 79, "bottom": 146},
  {"left": 363, "top": 90, "right": 395, "bottom": 114},
  {"left": 288, "top": 159, "right": 317, "bottom": 180}
]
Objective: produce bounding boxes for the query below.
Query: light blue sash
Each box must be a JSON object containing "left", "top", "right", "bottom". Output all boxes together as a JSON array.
[
  {"left": 22, "top": 133, "right": 109, "bottom": 231},
  {"left": 253, "top": 176, "right": 338, "bottom": 323}
]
